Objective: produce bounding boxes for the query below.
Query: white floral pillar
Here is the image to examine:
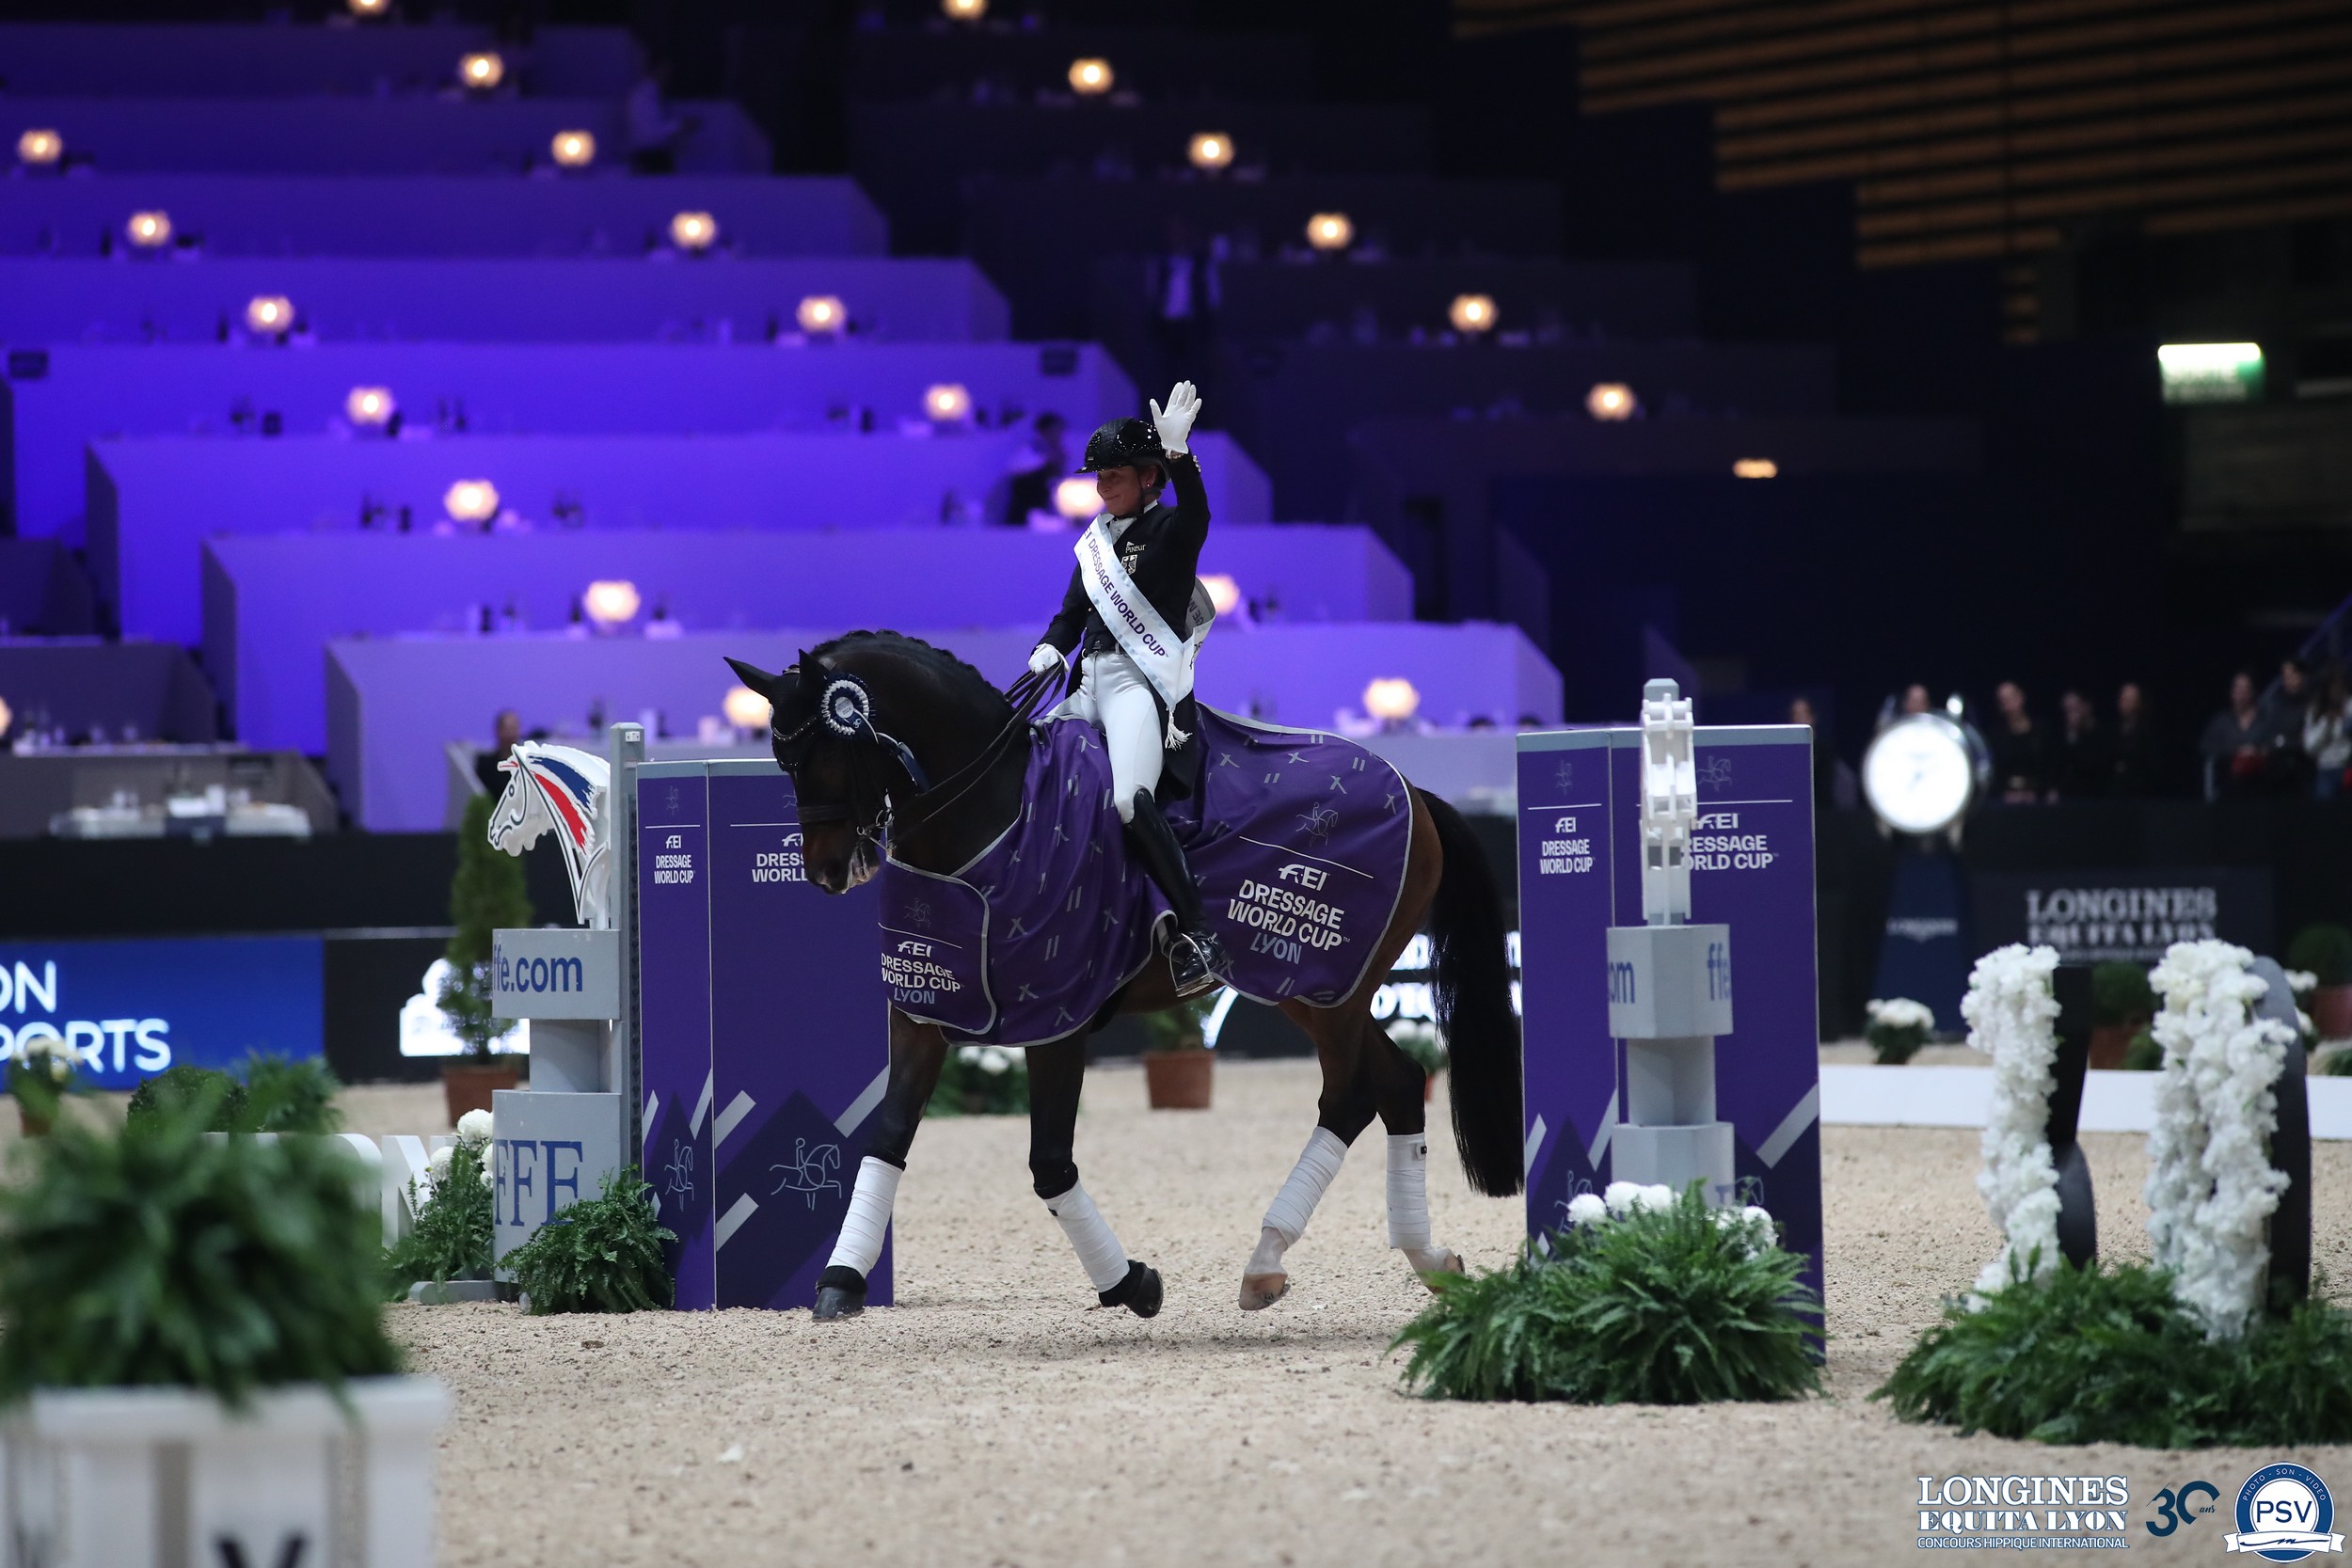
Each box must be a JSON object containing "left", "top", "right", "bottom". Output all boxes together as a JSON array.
[
  {"left": 1961, "top": 943, "right": 2064, "bottom": 1300},
  {"left": 2146, "top": 940, "right": 2296, "bottom": 1340}
]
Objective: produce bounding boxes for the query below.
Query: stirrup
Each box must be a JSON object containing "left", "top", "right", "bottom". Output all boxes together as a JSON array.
[{"left": 1168, "top": 929, "right": 1228, "bottom": 998}]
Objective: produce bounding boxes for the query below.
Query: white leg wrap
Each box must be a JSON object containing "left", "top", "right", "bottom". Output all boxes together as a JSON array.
[
  {"left": 825, "top": 1156, "right": 901, "bottom": 1277},
  {"left": 1386, "top": 1133, "right": 1434, "bottom": 1250},
  {"left": 1263, "top": 1127, "right": 1349, "bottom": 1244},
  {"left": 1044, "top": 1180, "right": 1129, "bottom": 1293}
]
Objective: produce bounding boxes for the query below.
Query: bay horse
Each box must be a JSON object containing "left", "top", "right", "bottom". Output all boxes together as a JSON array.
[{"left": 726, "top": 632, "right": 1523, "bottom": 1322}]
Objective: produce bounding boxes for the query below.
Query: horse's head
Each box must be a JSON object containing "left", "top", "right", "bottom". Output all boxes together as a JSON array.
[
  {"left": 727, "top": 649, "right": 884, "bottom": 895},
  {"left": 488, "top": 752, "right": 551, "bottom": 856}
]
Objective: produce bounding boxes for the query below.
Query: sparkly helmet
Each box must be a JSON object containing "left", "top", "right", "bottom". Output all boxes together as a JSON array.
[{"left": 1073, "top": 417, "right": 1166, "bottom": 475}]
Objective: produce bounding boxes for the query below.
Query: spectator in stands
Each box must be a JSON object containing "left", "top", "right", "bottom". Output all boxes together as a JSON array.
[
  {"left": 1789, "top": 696, "right": 1857, "bottom": 811},
  {"left": 2261, "top": 657, "right": 2315, "bottom": 795},
  {"left": 2305, "top": 663, "right": 2351, "bottom": 800},
  {"left": 1001, "top": 412, "right": 1070, "bottom": 528},
  {"left": 2054, "top": 688, "right": 2112, "bottom": 799},
  {"left": 1989, "top": 681, "right": 2048, "bottom": 803},
  {"left": 474, "top": 709, "right": 522, "bottom": 795},
  {"left": 2200, "top": 671, "right": 2268, "bottom": 800},
  {"left": 1874, "top": 682, "right": 1932, "bottom": 731},
  {"left": 2111, "top": 681, "right": 2161, "bottom": 797},
  {"left": 627, "top": 62, "right": 694, "bottom": 175}
]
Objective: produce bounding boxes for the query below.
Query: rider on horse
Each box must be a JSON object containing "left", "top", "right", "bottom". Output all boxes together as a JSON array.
[{"left": 1025, "top": 380, "right": 1230, "bottom": 998}]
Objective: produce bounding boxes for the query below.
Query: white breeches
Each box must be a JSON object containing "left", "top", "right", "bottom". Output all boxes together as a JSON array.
[{"left": 1060, "top": 652, "right": 1165, "bottom": 819}]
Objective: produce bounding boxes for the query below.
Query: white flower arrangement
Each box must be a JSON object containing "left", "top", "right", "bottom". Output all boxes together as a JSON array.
[
  {"left": 1866, "top": 998, "right": 1935, "bottom": 1032},
  {"left": 1565, "top": 1184, "right": 1776, "bottom": 1258},
  {"left": 1960, "top": 943, "right": 2064, "bottom": 1302},
  {"left": 12, "top": 1036, "right": 75, "bottom": 1084},
  {"left": 956, "top": 1044, "right": 1017, "bottom": 1077},
  {"left": 2145, "top": 940, "right": 2295, "bottom": 1341},
  {"left": 2287, "top": 969, "right": 2318, "bottom": 996},
  {"left": 424, "top": 1109, "right": 499, "bottom": 1197}
]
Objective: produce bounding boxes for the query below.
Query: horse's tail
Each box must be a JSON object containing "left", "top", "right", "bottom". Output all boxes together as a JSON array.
[{"left": 1417, "top": 788, "right": 1525, "bottom": 1197}]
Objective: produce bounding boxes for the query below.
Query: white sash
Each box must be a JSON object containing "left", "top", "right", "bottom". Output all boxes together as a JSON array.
[{"left": 1073, "top": 515, "right": 1213, "bottom": 745}]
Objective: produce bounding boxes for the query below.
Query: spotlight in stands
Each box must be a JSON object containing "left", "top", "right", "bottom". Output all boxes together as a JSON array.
[
  {"left": 1448, "top": 293, "right": 1497, "bottom": 335},
  {"left": 1362, "top": 677, "right": 1421, "bottom": 724},
  {"left": 1305, "top": 212, "right": 1353, "bottom": 252},
  {"left": 244, "top": 294, "right": 295, "bottom": 337},
  {"left": 1732, "top": 457, "right": 1778, "bottom": 479},
  {"left": 1585, "top": 382, "right": 1636, "bottom": 420},
  {"left": 583, "top": 579, "right": 642, "bottom": 631},
  {"left": 550, "top": 130, "right": 596, "bottom": 168},
  {"left": 458, "top": 52, "right": 503, "bottom": 91},
  {"left": 1200, "top": 573, "right": 1242, "bottom": 618},
  {"left": 0, "top": 695, "right": 10, "bottom": 741},
  {"left": 941, "top": 0, "right": 986, "bottom": 18},
  {"left": 124, "top": 210, "right": 173, "bottom": 249},
  {"left": 1068, "top": 58, "right": 1114, "bottom": 95},
  {"left": 795, "top": 294, "right": 846, "bottom": 336},
  {"left": 669, "top": 211, "right": 717, "bottom": 251},
  {"left": 723, "top": 685, "right": 771, "bottom": 732},
  {"left": 443, "top": 480, "right": 501, "bottom": 525},
  {"left": 1054, "top": 476, "right": 1100, "bottom": 521},
  {"left": 348, "top": 0, "right": 389, "bottom": 15},
  {"left": 345, "top": 386, "right": 396, "bottom": 428},
  {"left": 16, "top": 129, "right": 62, "bottom": 167},
  {"left": 923, "top": 383, "right": 973, "bottom": 423},
  {"left": 1187, "top": 133, "right": 1234, "bottom": 171}
]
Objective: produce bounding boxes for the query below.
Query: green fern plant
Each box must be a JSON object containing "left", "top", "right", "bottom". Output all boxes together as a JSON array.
[
  {"left": 1392, "top": 1184, "right": 1820, "bottom": 1404},
  {"left": 1876, "top": 1261, "right": 2352, "bottom": 1448},
  {"left": 381, "top": 1142, "right": 495, "bottom": 1299},
  {"left": 501, "top": 1168, "right": 675, "bottom": 1315},
  {"left": 0, "top": 1078, "right": 400, "bottom": 1408}
]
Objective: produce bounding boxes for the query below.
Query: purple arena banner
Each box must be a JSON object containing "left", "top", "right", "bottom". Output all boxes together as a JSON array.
[
  {"left": 1516, "top": 723, "right": 1822, "bottom": 1296},
  {"left": 636, "top": 759, "right": 892, "bottom": 1313}
]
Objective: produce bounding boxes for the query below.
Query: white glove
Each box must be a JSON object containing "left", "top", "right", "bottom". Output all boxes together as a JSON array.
[
  {"left": 1150, "top": 380, "right": 1200, "bottom": 456},
  {"left": 1028, "top": 643, "right": 1063, "bottom": 676}
]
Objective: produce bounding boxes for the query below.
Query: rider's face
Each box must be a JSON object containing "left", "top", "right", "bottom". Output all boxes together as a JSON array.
[{"left": 1094, "top": 463, "right": 1158, "bottom": 518}]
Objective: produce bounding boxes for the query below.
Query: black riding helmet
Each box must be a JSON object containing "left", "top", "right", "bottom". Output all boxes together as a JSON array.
[{"left": 1073, "top": 417, "right": 1165, "bottom": 475}]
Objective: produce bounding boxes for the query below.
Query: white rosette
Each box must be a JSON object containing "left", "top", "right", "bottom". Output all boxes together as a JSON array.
[
  {"left": 1961, "top": 942, "right": 2064, "bottom": 1302},
  {"left": 2146, "top": 940, "right": 2295, "bottom": 1340}
]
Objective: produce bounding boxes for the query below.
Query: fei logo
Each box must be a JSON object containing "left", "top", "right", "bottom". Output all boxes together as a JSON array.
[{"left": 2228, "top": 1464, "right": 2342, "bottom": 1560}]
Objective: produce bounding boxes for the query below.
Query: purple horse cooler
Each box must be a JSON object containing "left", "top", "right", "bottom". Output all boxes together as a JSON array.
[
  {"left": 1514, "top": 723, "right": 1823, "bottom": 1300},
  {"left": 636, "top": 758, "right": 892, "bottom": 1311}
]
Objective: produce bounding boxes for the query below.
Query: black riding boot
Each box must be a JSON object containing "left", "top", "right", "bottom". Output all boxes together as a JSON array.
[{"left": 1123, "top": 788, "right": 1229, "bottom": 998}]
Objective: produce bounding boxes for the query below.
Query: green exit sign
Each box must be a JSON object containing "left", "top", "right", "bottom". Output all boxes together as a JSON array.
[{"left": 2159, "top": 342, "right": 2264, "bottom": 404}]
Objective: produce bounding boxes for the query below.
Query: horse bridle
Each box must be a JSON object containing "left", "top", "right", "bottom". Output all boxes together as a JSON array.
[{"left": 775, "top": 662, "right": 1062, "bottom": 852}]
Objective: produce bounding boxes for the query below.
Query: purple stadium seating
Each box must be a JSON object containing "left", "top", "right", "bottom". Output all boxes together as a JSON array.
[
  {"left": 88, "top": 429, "right": 1275, "bottom": 645},
  {"left": 0, "top": 174, "right": 884, "bottom": 259},
  {"left": 3, "top": 340, "right": 1135, "bottom": 540},
  {"left": 0, "top": 255, "right": 1007, "bottom": 348},
  {"left": 326, "top": 620, "right": 1561, "bottom": 831},
  {"left": 205, "top": 524, "right": 1408, "bottom": 753}
]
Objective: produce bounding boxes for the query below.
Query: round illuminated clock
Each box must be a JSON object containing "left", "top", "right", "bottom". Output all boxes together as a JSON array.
[{"left": 1862, "top": 713, "right": 1986, "bottom": 834}]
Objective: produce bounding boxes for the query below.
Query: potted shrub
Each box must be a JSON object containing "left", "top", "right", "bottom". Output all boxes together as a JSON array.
[
  {"left": 0, "top": 1077, "right": 449, "bottom": 1565},
  {"left": 2090, "top": 961, "right": 2155, "bottom": 1069},
  {"left": 1863, "top": 998, "right": 1933, "bottom": 1065},
  {"left": 501, "top": 1167, "right": 675, "bottom": 1314},
  {"left": 383, "top": 1110, "right": 497, "bottom": 1304},
  {"left": 8, "top": 1035, "right": 74, "bottom": 1136},
  {"left": 1140, "top": 995, "right": 1216, "bottom": 1110},
  {"left": 2288, "top": 923, "right": 2352, "bottom": 1040},
  {"left": 439, "top": 793, "right": 532, "bottom": 1122},
  {"left": 928, "top": 1044, "right": 1030, "bottom": 1117}
]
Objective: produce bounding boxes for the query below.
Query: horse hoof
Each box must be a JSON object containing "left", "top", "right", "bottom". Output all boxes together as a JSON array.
[
  {"left": 1100, "top": 1259, "right": 1164, "bottom": 1319},
  {"left": 1416, "top": 1252, "right": 1464, "bottom": 1292},
  {"left": 1239, "top": 1272, "right": 1289, "bottom": 1311},
  {"left": 814, "top": 1265, "right": 867, "bottom": 1322}
]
